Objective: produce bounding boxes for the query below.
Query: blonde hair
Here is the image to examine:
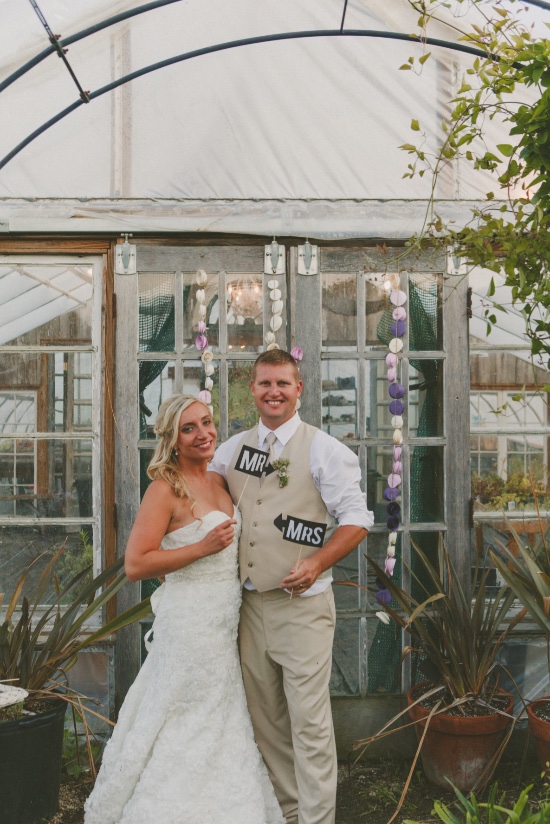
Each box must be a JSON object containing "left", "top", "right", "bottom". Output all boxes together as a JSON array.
[{"left": 147, "top": 395, "right": 212, "bottom": 507}]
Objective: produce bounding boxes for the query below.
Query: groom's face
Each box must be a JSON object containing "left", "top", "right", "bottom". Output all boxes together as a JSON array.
[{"left": 251, "top": 363, "right": 303, "bottom": 430}]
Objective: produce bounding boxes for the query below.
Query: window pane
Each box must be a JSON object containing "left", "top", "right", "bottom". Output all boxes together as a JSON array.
[
  {"left": 0, "top": 438, "right": 93, "bottom": 517},
  {"left": 0, "top": 264, "right": 93, "bottom": 346},
  {"left": 409, "top": 273, "right": 443, "bottom": 351},
  {"left": 366, "top": 359, "right": 393, "bottom": 439},
  {"left": 367, "top": 615, "right": 401, "bottom": 695},
  {"left": 183, "top": 271, "right": 219, "bottom": 351},
  {"left": 409, "top": 361, "right": 444, "bottom": 437},
  {"left": 365, "top": 444, "right": 397, "bottom": 526},
  {"left": 410, "top": 445, "right": 444, "bottom": 522},
  {"left": 139, "top": 273, "right": 174, "bottom": 352},
  {"left": 226, "top": 273, "right": 263, "bottom": 352},
  {"left": 365, "top": 274, "right": 390, "bottom": 351},
  {"left": 0, "top": 524, "right": 95, "bottom": 604},
  {"left": 321, "top": 361, "right": 357, "bottom": 440},
  {"left": 331, "top": 617, "right": 360, "bottom": 695},
  {"left": 225, "top": 361, "right": 257, "bottom": 436},
  {"left": 322, "top": 273, "right": 357, "bottom": 350},
  {"left": 140, "top": 361, "right": 176, "bottom": 439}
]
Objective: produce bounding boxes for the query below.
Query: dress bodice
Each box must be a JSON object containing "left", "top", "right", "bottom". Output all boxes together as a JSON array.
[{"left": 161, "top": 509, "right": 241, "bottom": 584}]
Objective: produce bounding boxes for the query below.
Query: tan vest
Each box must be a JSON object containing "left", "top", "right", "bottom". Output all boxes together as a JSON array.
[{"left": 226, "top": 422, "right": 334, "bottom": 592}]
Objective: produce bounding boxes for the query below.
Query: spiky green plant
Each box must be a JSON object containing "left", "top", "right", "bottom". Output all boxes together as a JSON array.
[
  {"left": 368, "top": 538, "right": 525, "bottom": 705},
  {"left": 404, "top": 782, "right": 550, "bottom": 824},
  {"left": 0, "top": 542, "right": 151, "bottom": 694}
]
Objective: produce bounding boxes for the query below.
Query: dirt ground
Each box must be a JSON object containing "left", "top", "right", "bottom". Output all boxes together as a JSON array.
[{"left": 48, "top": 755, "right": 546, "bottom": 824}]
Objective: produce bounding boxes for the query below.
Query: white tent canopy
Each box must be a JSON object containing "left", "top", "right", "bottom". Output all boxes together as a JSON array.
[{"left": 0, "top": 0, "right": 545, "bottom": 234}]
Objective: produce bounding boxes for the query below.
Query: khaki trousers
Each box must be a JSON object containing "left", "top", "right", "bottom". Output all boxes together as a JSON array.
[{"left": 239, "top": 586, "right": 337, "bottom": 824}]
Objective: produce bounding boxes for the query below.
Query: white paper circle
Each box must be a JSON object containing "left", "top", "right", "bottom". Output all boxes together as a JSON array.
[
  {"left": 267, "top": 279, "right": 279, "bottom": 289},
  {"left": 198, "top": 304, "right": 207, "bottom": 318},
  {"left": 196, "top": 269, "right": 208, "bottom": 286},
  {"left": 387, "top": 544, "right": 396, "bottom": 557},
  {"left": 388, "top": 338, "right": 403, "bottom": 353},
  {"left": 391, "top": 415, "right": 403, "bottom": 427},
  {"left": 266, "top": 342, "right": 280, "bottom": 350},
  {"left": 201, "top": 351, "right": 213, "bottom": 363},
  {"left": 389, "top": 532, "right": 397, "bottom": 545},
  {"left": 270, "top": 315, "right": 283, "bottom": 331},
  {"left": 204, "top": 377, "right": 213, "bottom": 390},
  {"left": 264, "top": 331, "right": 276, "bottom": 344},
  {"left": 0, "top": 684, "right": 28, "bottom": 708},
  {"left": 271, "top": 300, "right": 284, "bottom": 314},
  {"left": 204, "top": 363, "right": 215, "bottom": 376},
  {"left": 270, "top": 289, "right": 282, "bottom": 300},
  {"left": 195, "top": 289, "right": 205, "bottom": 303},
  {"left": 390, "top": 290, "right": 407, "bottom": 306},
  {"left": 393, "top": 429, "right": 404, "bottom": 444}
]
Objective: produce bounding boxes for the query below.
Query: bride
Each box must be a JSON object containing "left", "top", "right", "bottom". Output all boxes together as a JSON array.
[{"left": 85, "top": 395, "right": 284, "bottom": 824}]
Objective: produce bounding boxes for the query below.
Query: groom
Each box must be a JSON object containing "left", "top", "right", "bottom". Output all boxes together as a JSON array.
[{"left": 210, "top": 349, "right": 373, "bottom": 824}]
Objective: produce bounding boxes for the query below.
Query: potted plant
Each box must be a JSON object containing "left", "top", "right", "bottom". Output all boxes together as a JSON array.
[
  {"left": 356, "top": 539, "right": 524, "bottom": 795},
  {"left": 0, "top": 541, "right": 151, "bottom": 824},
  {"left": 490, "top": 520, "right": 550, "bottom": 774}
]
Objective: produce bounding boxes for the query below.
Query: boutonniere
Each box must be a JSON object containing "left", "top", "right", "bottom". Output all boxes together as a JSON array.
[{"left": 271, "top": 458, "right": 290, "bottom": 488}]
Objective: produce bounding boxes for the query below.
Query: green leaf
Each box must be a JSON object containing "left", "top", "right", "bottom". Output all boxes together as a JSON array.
[
  {"left": 487, "top": 277, "right": 496, "bottom": 297},
  {"left": 411, "top": 119, "right": 420, "bottom": 132},
  {"left": 419, "top": 52, "right": 431, "bottom": 65}
]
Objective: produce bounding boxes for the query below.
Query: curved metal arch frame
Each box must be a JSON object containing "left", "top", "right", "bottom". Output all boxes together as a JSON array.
[{"left": 0, "top": 28, "right": 502, "bottom": 171}]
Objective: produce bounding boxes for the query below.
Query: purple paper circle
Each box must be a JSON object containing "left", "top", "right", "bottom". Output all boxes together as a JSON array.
[
  {"left": 390, "top": 320, "right": 406, "bottom": 338},
  {"left": 375, "top": 588, "right": 391, "bottom": 606},
  {"left": 392, "top": 307, "right": 406, "bottom": 321},
  {"left": 387, "top": 515, "right": 400, "bottom": 531},
  {"left": 389, "top": 383, "right": 405, "bottom": 399},
  {"left": 385, "top": 557, "right": 397, "bottom": 575},
  {"left": 389, "top": 400, "right": 404, "bottom": 416},
  {"left": 387, "top": 473, "right": 402, "bottom": 488},
  {"left": 393, "top": 446, "right": 402, "bottom": 460},
  {"left": 387, "top": 367, "right": 397, "bottom": 382},
  {"left": 383, "top": 486, "right": 400, "bottom": 501},
  {"left": 386, "top": 502, "right": 401, "bottom": 516},
  {"left": 386, "top": 353, "right": 398, "bottom": 367},
  {"left": 393, "top": 461, "right": 403, "bottom": 474}
]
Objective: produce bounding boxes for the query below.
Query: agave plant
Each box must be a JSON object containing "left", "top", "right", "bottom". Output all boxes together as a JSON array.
[
  {"left": 368, "top": 537, "right": 525, "bottom": 706},
  {"left": 404, "top": 781, "right": 549, "bottom": 824},
  {"left": 490, "top": 520, "right": 550, "bottom": 639},
  {"left": 0, "top": 542, "right": 151, "bottom": 695}
]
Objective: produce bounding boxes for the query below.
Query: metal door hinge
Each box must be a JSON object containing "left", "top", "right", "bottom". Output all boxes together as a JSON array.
[
  {"left": 468, "top": 497, "right": 474, "bottom": 529},
  {"left": 466, "top": 287, "right": 472, "bottom": 319}
]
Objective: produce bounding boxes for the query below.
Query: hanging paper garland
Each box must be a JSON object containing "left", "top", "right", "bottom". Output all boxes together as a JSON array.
[
  {"left": 265, "top": 278, "right": 283, "bottom": 350},
  {"left": 194, "top": 270, "right": 215, "bottom": 411},
  {"left": 376, "top": 275, "right": 406, "bottom": 612}
]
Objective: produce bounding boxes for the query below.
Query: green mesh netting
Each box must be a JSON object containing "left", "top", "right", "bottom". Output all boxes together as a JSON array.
[{"left": 367, "top": 277, "right": 442, "bottom": 693}]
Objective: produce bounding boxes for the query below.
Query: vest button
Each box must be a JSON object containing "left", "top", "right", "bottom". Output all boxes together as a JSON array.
[
  {"left": 252, "top": 522, "right": 258, "bottom": 527},
  {"left": 256, "top": 500, "right": 262, "bottom": 505},
  {"left": 248, "top": 562, "right": 253, "bottom": 567},
  {"left": 250, "top": 541, "right": 255, "bottom": 547}
]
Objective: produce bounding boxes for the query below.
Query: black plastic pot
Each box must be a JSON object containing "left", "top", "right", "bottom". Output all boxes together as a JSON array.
[{"left": 0, "top": 698, "right": 67, "bottom": 824}]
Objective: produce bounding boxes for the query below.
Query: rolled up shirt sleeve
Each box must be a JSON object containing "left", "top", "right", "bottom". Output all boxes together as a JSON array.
[
  {"left": 311, "top": 432, "right": 374, "bottom": 530},
  {"left": 207, "top": 433, "right": 242, "bottom": 478}
]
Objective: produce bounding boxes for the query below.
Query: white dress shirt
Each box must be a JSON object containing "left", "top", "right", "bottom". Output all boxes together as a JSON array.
[{"left": 209, "top": 414, "right": 374, "bottom": 596}]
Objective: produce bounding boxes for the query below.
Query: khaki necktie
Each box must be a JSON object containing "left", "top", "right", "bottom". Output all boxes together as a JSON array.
[{"left": 264, "top": 431, "right": 277, "bottom": 464}]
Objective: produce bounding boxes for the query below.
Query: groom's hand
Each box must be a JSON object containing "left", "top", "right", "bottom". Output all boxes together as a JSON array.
[{"left": 281, "top": 556, "right": 321, "bottom": 594}]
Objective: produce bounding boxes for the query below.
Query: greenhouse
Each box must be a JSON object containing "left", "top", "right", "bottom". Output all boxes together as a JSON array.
[{"left": 1, "top": 0, "right": 549, "bottom": 770}]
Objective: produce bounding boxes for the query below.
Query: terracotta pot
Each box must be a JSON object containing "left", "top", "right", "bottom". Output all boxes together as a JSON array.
[
  {"left": 527, "top": 697, "right": 550, "bottom": 777},
  {"left": 407, "top": 683, "right": 514, "bottom": 791}
]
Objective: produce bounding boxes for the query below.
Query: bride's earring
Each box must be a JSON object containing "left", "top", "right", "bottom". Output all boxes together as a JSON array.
[{"left": 173, "top": 449, "right": 179, "bottom": 457}]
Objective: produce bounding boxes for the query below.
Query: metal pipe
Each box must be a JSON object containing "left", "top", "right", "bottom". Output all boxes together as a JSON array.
[{"left": 0, "top": 28, "right": 506, "bottom": 171}]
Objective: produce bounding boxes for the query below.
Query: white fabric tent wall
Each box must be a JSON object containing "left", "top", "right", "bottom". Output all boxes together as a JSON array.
[{"left": 0, "top": 0, "right": 541, "bottom": 207}]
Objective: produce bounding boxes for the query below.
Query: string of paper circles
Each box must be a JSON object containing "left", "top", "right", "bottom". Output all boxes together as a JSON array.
[
  {"left": 376, "top": 273, "right": 406, "bottom": 607},
  {"left": 194, "top": 269, "right": 215, "bottom": 411}
]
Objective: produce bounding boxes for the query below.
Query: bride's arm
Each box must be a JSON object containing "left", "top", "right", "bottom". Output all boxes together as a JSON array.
[{"left": 124, "top": 481, "right": 236, "bottom": 582}]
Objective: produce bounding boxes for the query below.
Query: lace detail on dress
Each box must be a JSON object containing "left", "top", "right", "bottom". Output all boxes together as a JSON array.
[{"left": 84, "top": 509, "right": 284, "bottom": 824}]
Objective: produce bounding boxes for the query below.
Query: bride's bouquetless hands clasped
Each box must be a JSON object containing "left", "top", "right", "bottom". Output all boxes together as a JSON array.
[{"left": 200, "top": 519, "right": 237, "bottom": 556}]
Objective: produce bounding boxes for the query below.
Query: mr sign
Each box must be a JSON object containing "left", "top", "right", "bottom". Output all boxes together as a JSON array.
[
  {"left": 234, "top": 445, "right": 271, "bottom": 478},
  {"left": 274, "top": 514, "right": 327, "bottom": 548}
]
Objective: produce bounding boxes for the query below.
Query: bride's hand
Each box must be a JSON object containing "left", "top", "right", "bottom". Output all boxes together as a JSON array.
[{"left": 200, "top": 519, "right": 238, "bottom": 556}]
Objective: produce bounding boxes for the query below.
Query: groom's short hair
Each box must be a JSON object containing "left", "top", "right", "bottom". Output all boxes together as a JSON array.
[{"left": 252, "top": 349, "right": 301, "bottom": 381}]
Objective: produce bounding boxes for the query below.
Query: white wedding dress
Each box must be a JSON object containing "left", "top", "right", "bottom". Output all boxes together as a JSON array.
[{"left": 84, "top": 509, "right": 284, "bottom": 824}]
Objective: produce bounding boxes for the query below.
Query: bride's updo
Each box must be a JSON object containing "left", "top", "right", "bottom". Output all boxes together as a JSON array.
[{"left": 147, "top": 394, "right": 211, "bottom": 502}]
